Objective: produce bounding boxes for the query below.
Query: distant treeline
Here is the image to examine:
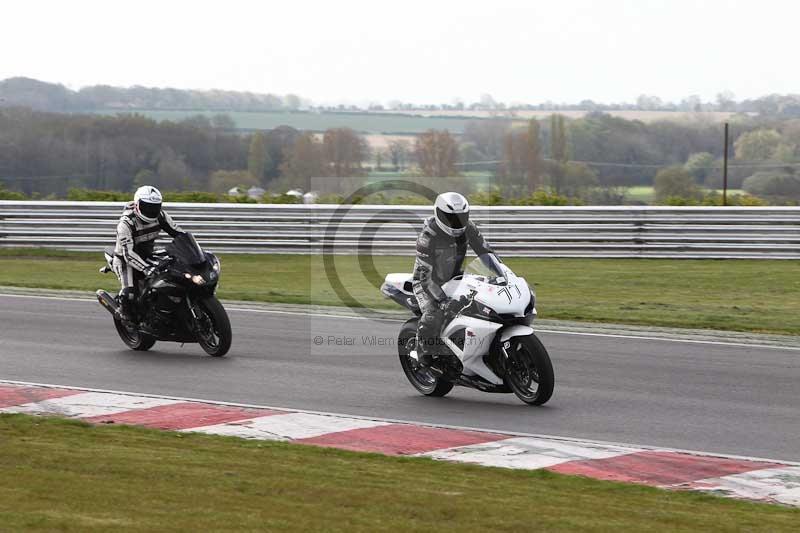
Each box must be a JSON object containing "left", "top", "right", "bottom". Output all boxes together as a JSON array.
[
  {"left": 3, "top": 106, "right": 800, "bottom": 205},
  {"left": 0, "top": 109, "right": 250, "bottom": 196},
  {"left": 4, "top": 77, "right": 800, "bottom": 119},
  {"left": 0, "top": 77, "right": 303, "bottom": 112},
  {"left": 460, "top": 111, "right": 800, "bottom": 198}
]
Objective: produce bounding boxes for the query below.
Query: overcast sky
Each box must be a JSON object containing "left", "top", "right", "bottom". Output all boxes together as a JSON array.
[{"left": 2, "top": 0, "right": 796, "bottom": 106}]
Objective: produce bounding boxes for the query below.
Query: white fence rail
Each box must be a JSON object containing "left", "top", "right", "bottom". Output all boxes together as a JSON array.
[{"left": 2, "top": 201, "right": 800, "bottom": 258}]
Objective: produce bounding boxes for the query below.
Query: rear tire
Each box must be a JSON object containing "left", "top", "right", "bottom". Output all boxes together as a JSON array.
[
  {"left": 398, "top": 319, "right": 454, "bottom": 397},
  {"left": 195, "top": 296, "right": 232, "bottom": 357},
  {"left": 504, "top": 333, "right": 554, "bottom": 406},
  {"left": 113, "top": 318, "right": 156, "bottom": 351}
]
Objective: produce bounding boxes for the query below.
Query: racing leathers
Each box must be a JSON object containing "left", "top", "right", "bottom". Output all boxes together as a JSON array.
[
  {"left": 113, "top": 202, "right": 182, "bottom": 303},
  {"left": 412, "top": 216, "right": 493, "bottom": 360}
]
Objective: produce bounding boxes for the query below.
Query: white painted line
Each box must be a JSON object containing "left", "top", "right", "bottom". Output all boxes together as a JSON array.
[
  {"left": 2, "top": 292, "right": 799, "bottom": 351},
  {"left": 0, "top": 292, "right": 95, "bottom": 303},
  {"left": 0, "top": 292, "right": 388, "bottom": 322},
  {"left": 3, "top": 379, "right": 799, "bottom": 467},
  {"left": 533, "top": 328, "right": 800, "bottom": 352},
  {"left": 189, "top": 412, "right": 389, "bottom": 441},
  {"left": 0, "top": 392, "right": 181, "bottom": 418},
  {"left": 422, "top": 436, "right": 642, "bottom": 470},
  {"left": 224, "top": 306, "right": 396, "bottom": 322}
]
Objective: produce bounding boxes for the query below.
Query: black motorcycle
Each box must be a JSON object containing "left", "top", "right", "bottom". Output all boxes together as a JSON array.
[{"left": 97, "top": 232, "right": 232, "bottom": 356}]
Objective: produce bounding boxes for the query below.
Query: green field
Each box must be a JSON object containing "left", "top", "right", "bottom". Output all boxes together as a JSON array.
[
  {"left": 2, "top": 250, "right": 800, "bottom": 335},
  {"left": 0, "top": 414, "right": 795, "bottom": 532},
  {"left": 91, "top": 109, "right": 481, "bottom": 134},
  {"left": 626, "top": 187, "right": 746, "bottom": 204},
  {"left": 626, "top": 186, "right": 657, "bottom": 203}
]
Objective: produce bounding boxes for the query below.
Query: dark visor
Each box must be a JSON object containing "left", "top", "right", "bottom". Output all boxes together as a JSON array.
[
  {"left": 139, "top": 200, "right": 162, "bottom": 219},
  {"left": 436, "top": 207, "right": 467, "bottom": 230}
]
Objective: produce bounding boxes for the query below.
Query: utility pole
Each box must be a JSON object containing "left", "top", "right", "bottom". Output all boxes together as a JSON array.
[{"left": 723, "top": 122, "right": 729, "bottom": 206}]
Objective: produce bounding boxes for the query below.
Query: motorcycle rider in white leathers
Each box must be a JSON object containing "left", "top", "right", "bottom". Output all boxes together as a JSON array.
[
  {"left": 412, "top": 192, "right": 494, "bottom": 366},
  {"left": 113, "top": 186, "right": 183, "bottom": 321}
]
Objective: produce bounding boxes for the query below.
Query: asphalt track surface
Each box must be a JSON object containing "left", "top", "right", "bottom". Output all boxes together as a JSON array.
[{"left": 1, "top": 293, "right": 798, "bottom": 462}]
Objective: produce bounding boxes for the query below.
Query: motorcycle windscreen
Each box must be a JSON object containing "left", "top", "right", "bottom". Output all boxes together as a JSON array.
[
  {"left": 167, "top": 232, "right": 206, "bottom": 266},
  {"left": 465, "top": 253, "right": 507, "bottom": 284}
]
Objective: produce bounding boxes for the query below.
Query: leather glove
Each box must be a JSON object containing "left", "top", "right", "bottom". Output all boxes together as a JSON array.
[
  {"left": 143, "top": 258, "right": 161, "bottom": 278},
  {"left": 440, "top": 298, "right": 463, "bottom": 316}
]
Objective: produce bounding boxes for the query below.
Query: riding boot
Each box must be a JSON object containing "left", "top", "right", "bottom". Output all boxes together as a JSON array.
[
  {"left": 417, "top": 306, "right": 445, "bottom": 367},
  {"left": 415, "top": 339, "right": 435, "bottom": 367},
  {"left": 118, "top": 287, "right": 135, "bottom": 322}
]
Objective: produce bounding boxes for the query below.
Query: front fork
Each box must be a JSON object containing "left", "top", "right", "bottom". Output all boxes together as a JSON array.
[
  {"left": 496, "top": 325, "right": 535, "bottom": 374},
  {"left": 186, "top": 296, "right": 205, "bottom": 333},
  {"left": 187, "top": 296, "right": 216, "bottom": 342}
]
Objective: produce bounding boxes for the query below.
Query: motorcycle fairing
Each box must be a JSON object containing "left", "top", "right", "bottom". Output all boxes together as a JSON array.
[
  {"left": 441, "top": 315, "right": 504, "bottom": 385},
  {"left": 442, "top": 274, "right": 532, "bottom": 317},
  {"left": 380, "top": 273, "right": 420, "bottom": 313}
]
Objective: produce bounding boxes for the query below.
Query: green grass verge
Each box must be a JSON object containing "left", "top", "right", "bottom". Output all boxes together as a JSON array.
[
  {"left": 2, "top": 249, "right": 800, "bottom": 335},
  {"left": 0, "top": 414, "right": 796, "bottom": 531}
]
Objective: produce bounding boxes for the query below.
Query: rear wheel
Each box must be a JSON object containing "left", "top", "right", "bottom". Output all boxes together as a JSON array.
[
  {"left": 504, "top": 333, "right": 554, "bottom": 405},
  {"left": 195, "top": 296, "right": 232, "bottom": 357},
  {"left": 113, "top": 318, "right": 156, "bottom": 351},
  {"left": 398, "top": 320, "right": 454, "bottom": 397}
]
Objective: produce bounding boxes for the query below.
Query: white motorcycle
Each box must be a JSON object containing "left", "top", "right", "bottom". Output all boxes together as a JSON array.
[{"left": 381, "top": 253, "right": 554, "bottom": 405}]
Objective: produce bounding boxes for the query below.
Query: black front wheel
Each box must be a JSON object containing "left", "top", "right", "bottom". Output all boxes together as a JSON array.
[
  {"left": 398, "top": 319, "right": 454, "bottom": 397},
  {"left": 194, "top": 296, "right": 232, "bottom": 357},
  {"left": 113, "top": 318, "right": 156, "bottom": 351},
  {"left": 504, "top": 333, "right": 554, "bottom": 406}
]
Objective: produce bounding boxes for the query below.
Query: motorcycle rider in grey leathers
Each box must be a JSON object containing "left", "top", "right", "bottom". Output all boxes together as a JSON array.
[{"left": 412, "top": 192, "right": 494, "bottom": 367}]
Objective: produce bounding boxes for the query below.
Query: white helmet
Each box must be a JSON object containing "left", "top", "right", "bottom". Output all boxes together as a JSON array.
[
  {"left": 133, "top": 185, "right": 163, "bottom": 223},
  {"left": 434, "top": 192, "right": 469, "bottom": 237}
]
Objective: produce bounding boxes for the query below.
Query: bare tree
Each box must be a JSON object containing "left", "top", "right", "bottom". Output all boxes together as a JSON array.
[
  {"left": 548, "top": 114, "right": 569, "bottom": 194},
  {"left": 387, "top": 139, "right": 411, "bottom": 171},
  {"left": 499, "top": 120, "right": 543, "bottom": 197},
  {"left": 280, "top": 132, "right": 324, "bottom": 191},
  {"left": 322, "top": 128, "right": 368, "bottom": 177},
  {"left": 415, "top": 129, "right": 459, "bottom": 177},
  {"left": 247, "top": 132, "right": 270, "bottom": 184},
  {"left": 462, "top": 119, "right": 510, "bottom": 163}
]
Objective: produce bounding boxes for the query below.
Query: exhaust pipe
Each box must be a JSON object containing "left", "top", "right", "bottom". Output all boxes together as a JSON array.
[{"left": 96, "top": 289, "right": 119, "bottom": 317}]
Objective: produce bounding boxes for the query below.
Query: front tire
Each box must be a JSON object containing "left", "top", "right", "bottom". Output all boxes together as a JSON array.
[
  {"left": 113, "top": 318, "right": 156, "bottom": 351},
  {"left": 504, "top": 333, "right": 554, "bottom": 405},
  {"left": 195, "top": 296, "right": 232, "bottom": 357},
  {"left": 398, "top": 319, "right": 454, "bottom": 397}
]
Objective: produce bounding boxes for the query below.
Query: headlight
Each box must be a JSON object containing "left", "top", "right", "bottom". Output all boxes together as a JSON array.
[
  {"left": 191, "top": 275, "right": 206, "bottom": 286},
  {"left": 212, "top": 258, "right": 220, "bottom": 272}
]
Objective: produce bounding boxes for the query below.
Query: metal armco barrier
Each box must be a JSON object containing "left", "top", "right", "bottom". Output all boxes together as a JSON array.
[{"left": 2, "top": 201, "right": 800, "bottom": 258}]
